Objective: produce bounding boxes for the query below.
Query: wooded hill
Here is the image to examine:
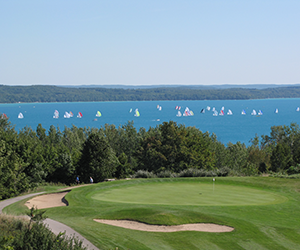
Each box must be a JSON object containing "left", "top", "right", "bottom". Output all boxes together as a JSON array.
[
  {"left": 1, "top": 116, "right": 300, "bottom": 200},
  {"left": 1, "top": 85, "right": 300, "bottom": 103}
]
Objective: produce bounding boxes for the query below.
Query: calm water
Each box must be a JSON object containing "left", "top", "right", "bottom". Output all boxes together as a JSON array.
[{"left": 1, "top": 98, "right": 300, "bottom": 146}]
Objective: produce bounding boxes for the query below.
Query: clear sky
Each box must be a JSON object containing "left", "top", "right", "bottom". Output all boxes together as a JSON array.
[{"left": 1, "top": 0, "right": 299, "bottom": 86}]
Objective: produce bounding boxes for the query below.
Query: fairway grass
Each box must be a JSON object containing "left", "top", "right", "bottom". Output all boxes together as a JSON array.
[
  {"left": 4, "top": 177, "right": 300, "bottom": 250},
  {"left": 92, "top": 182, "right": 287, "bottom": 206}
]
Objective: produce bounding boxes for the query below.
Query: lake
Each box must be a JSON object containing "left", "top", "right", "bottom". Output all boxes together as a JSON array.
[{"left": 1, "top": 98, "right": 300, "bottom": 146}]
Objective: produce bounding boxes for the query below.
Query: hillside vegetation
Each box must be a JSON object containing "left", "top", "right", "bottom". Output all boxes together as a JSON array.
[
  {"left": 1, "top": 115, "right": 299, "bottom": 200},
  {"left": 2, "top": 85, "right": 300, "bottom": 103}
]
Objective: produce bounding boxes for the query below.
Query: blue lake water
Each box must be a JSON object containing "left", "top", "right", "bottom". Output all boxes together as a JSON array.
[{"left": 1, "top": 98, "right": 300, "bottom": 146}]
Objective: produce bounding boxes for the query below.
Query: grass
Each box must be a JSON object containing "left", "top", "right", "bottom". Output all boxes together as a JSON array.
[
  {"left": 92, "top": 181, "right": 287, "bottom": 206},
  {"left": 4, "top": 177, "right": 300, "bottom": 250}
]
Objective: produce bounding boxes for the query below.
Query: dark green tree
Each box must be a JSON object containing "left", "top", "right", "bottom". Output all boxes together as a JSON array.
[
  {"left": 270, "top": 142, "right": 293, "bottom": 172},
  {"left": 78, "top": 132, "right": 119, "bottom": 182}
]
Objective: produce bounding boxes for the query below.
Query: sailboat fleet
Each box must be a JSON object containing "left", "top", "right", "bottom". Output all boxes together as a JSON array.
[
  {"left": 4, "top": 104, "right": 299, "bottom": 122},
  {"left": 173, "top": 105, "right": 271, "bottom": 117}
]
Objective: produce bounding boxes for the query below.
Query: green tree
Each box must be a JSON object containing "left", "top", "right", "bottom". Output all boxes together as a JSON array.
[
  {"left": 270, "top": 142, "right": 293, "bottom": 172},
  {"left": 78, "top": 132, "right": 119, "bottom": 182}
]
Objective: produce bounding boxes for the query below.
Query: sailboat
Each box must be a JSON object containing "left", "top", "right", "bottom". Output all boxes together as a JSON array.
[
  {"left": 296, "top": 107, "right": 299, "bottom": 112},
  {"left": 77, "top": 112, "right": 83, "bottom": 118},
  {"left": 258, "top": 110, "right": 263, "bottom": 115},
  {"left": 227, "top": 109, "right": 233, "bottom": 115},
  {"left": 206, "top": 106, "right": 211, "bottom": 111},
  {"left": 1, "top": 113, "right": 8, "bottom": 119},
  {"left": 176, "top": 110, "right": 182, "bottom": 117},
  {"left": 241, "top": 109, "right": 246, "bottom": 115},
  {"left": 69, "top": 111, "right": 74, "bottom": 117},
  {"left": 213, "top": 110, "right": 218, "bottom": 116},
  {"left": 157, "top": 105, "right": 162, "bottom": 111},
  {"left": 18, "top": 112, "right": 24, "bottom": 119},
  {"left": 219, "top": 110, "right": 225, "bottom": 116},
  {"left": 64, "top": 112, "right": 71, "bottom": 118},
  {"left": 134, "top": 109, "right": 140, "bottom": 117},
  {"left": 200, "top": 108, "right": 205, "bottom": 113},
  {"left": 53, "top": 110, "right": 59, "bottom": 119},
  {"left": 129, "top": 108, "right": 132, "bottom": 113},
  {"left": 96, "top": 111, "right": 102, "bottom": 117},
  {"left": 251, "top": 110, "right": 257, "bottom": 115},
  {"left": 183, "top": 107, "right": 194, "bottom": 116},
  {"left": 275, "top": 108, "right": 278, "bottom": 114}
]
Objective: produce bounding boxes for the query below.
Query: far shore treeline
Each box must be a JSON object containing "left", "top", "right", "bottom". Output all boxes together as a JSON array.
[
  {"left": 2, "top": 85, "right": 300, "bottom": 103},
  {"left": 1, "top": 115, "right": 300, "bottom": 200}
]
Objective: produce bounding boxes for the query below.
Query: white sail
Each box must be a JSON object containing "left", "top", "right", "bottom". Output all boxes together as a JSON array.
[
  {"left": 18, "top": 112, "right": 24, "bottom": 119},
  {"left": 176, "top": 110, "right": 182, "bottom": 117},
  {"left": 251, "top": 109, "right": 257, "bottom": 115},
  {"left": 258, "top": 110, "right": 263, "bottom": 115},
  {"left": 275, "top": 108, "right": 278, "bottom": 113},
  {"left": 241, "top": 109, "right": 246, "bottom": 115},
  {"left": 64, "top": 111, "right": 71, "bottom": 118},
  {"left": 227, "top": 109, "right": 233, "bottom": 115},
  {"left": 53, "top": 110, "right": 59, "bottom": 119}
]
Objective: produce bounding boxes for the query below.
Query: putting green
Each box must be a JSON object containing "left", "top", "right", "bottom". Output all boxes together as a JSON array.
[{"left": 92, "top": 182, "right": 288, "bottom": 206}]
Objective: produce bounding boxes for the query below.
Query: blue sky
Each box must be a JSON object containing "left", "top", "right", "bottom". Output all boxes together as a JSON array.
[{"left": 1, "top": 0, "right": 299, "bottom": 86}]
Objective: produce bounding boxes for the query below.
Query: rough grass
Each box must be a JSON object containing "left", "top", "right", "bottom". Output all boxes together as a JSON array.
[{"left": 4, "top": 177, "right": 300, "bottom": 250}]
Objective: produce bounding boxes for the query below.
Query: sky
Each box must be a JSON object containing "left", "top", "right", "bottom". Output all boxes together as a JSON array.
[{"left": 1, "top": 0, "right": 300, "bottom": 86}]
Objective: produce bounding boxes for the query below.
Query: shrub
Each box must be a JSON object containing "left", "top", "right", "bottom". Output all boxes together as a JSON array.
[
  {"left": 0, "top": 212, "right": 87, "bottom": 250},
  {"left": 156, "top": 170, "right": 177, "bottom": 178},
  {"left": 133, "top": 170, "right": 157, "bottom": 178}
]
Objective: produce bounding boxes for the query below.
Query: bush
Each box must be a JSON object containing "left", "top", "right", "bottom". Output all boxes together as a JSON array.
[
  {"left": 133, "top": 170, "right": 157, "bottom": 178},
  {"left": 216, "top": 167, "right": 230, "bottom": 177},
  {"left": 0, "top": 214, "right": 87, "bottom": 250},
  {"left": 287, "top": 165, "right": 300, "bottom": 175},
  {"left": 178, "top": 168, "right": 208, "bottom": 177},
  {"left": 156, "top": 170, "right": 177, "bottom": 178}
]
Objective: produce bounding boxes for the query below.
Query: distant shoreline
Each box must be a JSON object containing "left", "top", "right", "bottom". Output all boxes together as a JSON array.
[{"left": 1, "top": 84, "right": 300, "bottom": 104}]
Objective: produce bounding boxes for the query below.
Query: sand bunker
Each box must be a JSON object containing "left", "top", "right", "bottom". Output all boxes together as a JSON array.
[
  {"left": 94, "top": 219, "right": 234, "bottom": 233},
  {"left": 25, "top": 192, "right": 69, "bottom": 209}
]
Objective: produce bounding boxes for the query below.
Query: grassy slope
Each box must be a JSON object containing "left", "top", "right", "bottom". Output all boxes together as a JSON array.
[{"left": 4, "top": 177, "right": 300, "bottom": 250}]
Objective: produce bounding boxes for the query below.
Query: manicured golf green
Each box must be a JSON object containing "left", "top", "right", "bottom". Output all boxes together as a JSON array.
[
  {"left": 92, "top": 182, "right": 287, "bottom": 206},
  {"left": 4, "top": 177, "right": 300, "bottom": 250}
]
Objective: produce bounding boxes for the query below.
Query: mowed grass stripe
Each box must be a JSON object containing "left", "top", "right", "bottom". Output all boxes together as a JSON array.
[{"left": 92, "top": 183, "right": 287, "bottom": 206}]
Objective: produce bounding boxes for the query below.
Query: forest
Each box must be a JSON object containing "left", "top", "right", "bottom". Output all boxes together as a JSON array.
[
  {"left": 1, "top": 115, "right": 299, "bottom": 201},
  {"left": 2, "top": 85, "right": 300, "bottom": 103}
]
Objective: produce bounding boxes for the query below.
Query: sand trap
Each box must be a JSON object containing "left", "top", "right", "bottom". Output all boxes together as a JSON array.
[
  {"left": 94, "top": 219, "right": 234, "bottom": 233},
  {"left": 25, "top": 192, "right": 69, "bottom": 209}
]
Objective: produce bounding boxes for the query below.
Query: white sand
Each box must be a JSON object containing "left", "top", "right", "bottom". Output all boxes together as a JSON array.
[{"left": 94, "top": 219, "right": 234, "bottom": 233}]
